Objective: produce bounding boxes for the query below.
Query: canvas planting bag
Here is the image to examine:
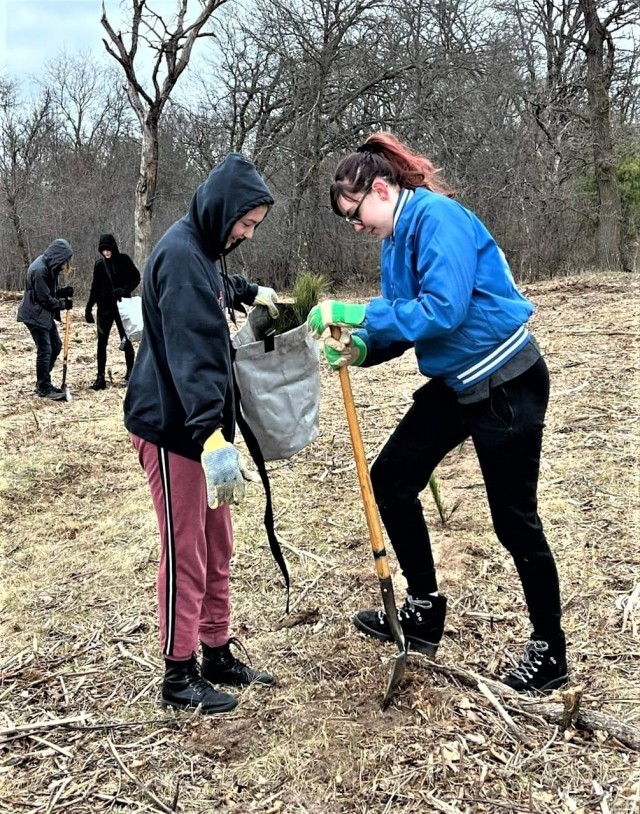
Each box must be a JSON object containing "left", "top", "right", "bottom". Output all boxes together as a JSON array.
[
  {"left": 117, "top": 296, "right": 144, "bottom": 342},
  {"left": 232, "top": 315, "right": 320, "bottom": 461}
]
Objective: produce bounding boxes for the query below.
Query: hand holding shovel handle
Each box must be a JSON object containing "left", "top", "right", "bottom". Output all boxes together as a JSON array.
[{"left": 330, "top": 326, "right": 406, "bottom": 708}]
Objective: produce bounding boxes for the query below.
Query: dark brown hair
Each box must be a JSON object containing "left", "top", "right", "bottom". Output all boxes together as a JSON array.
[{"left": 330, "top": 132, "right": 452, "bottom": 217}]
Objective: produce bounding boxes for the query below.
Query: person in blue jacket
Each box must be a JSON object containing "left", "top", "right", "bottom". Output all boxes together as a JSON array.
[{"left": 307, "top": 132, "right": 567, "bottom": 694}]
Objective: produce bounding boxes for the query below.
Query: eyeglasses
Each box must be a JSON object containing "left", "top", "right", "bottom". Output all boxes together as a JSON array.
[{"left": 345, "top": 184, "right": 372, "bottom": 225}]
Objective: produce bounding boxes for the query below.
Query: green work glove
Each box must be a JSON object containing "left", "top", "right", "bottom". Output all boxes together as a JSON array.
[
  {"left": 306, "top": 300, "right": 366, "bottom": 338},
  {"left": 324, "top": 330, "right": 367, "bottom": 370},
  {"left": 201, "top": 429, "right": 247, "bottom": 509},
  {"left": 253, "top": 285, "right": 279, "bottom": 319}
]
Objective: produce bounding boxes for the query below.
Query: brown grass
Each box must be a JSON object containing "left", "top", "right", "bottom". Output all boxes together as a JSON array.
[{"left": 1, "top": 273, "right": 639, "bottom": 813}]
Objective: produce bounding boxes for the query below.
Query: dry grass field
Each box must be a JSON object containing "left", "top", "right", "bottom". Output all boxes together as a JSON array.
[{"left": 1, "top": 273, "right": 639, "bottom": 814}]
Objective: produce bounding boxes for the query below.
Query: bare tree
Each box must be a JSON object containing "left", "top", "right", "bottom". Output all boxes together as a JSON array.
[
  {"left": 41, "top": 52, "right": 132, "bottom": 152},
  {"left": 578, "top": 0, "right": 637, "bottom": 270},
  {"left": 0, "top": 79, "right": 54, "bottom": 280},
  {"left": 100, "top": 0, "right": 229, "bottom": 267}
]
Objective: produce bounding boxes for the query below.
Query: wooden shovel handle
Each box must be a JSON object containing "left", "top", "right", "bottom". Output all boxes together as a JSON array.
[
  {"left": 61, "top": 307, "right": 72, "bottom": 389},
  {"left": 331, "top": 326, "right": 390, "bottom": 581},
  {"left": 62, "top": 308, "right": 72, "bottom": 359}
]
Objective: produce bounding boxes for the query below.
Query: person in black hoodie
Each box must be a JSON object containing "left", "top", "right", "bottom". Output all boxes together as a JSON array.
[
  {"left": 124, "top": 153, "right": 280, "bottom": 714},
  {"left": 85, "top": 233, "right": 141, "bottom": 390},
  {"left": 17, "top": 238, "right": 74, "bottom": 401}
]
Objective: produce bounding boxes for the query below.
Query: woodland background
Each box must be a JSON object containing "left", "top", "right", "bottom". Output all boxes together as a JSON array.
[
  {"left": 0, "top": 0, "right": 639, "bottom": 296},
  {"left": 1, "top": 3, "right": 640, "bottom": 811}
]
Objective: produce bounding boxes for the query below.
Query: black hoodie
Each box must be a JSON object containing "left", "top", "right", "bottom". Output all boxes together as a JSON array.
[
  {"left": 17, "top": 239, "right": 73, "bottom": 328},
  {"left": 86, "top": 234, "right": 141, "bottom": 313},
  {"left": 123, "top": 153, "right": 274, "bottom": 460}
]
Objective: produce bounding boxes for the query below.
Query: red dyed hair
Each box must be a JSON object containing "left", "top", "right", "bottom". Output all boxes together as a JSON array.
[{"left": 330, "top": 132, "right": 451, "bottom": 216}]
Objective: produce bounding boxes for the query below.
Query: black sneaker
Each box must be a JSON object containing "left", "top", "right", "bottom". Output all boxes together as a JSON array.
[
  {"left": 501, "top": 639, "right": 568, "bottom": 693},
  {"left": 201, "top": 638, "right": 276, "bottom": 687},
  {"left": 161, "top": 655, "right": 237, "bottom": 713},
  {"left": 36, "top": 386, "right": 66, "bottom": 401},
  {"left": 90, "top": 375, "right": 106, "bottom": 391},
  {"left": 353, "top": 594, "right": 447, "bottom": 657}
]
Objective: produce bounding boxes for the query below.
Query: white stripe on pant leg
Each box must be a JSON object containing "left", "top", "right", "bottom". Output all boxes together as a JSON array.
[{"left": 159, "top": 447, "right": 176, "bottom": 656}]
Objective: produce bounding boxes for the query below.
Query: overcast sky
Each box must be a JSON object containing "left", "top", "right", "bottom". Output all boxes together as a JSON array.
[{"left": 0, "top": 0, "right": 196, "bottom": 89}]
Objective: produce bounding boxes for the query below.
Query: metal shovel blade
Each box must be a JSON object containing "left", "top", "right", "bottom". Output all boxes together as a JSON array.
[{"left": 380, "top": 576, "right": 407, "bottom": 709}]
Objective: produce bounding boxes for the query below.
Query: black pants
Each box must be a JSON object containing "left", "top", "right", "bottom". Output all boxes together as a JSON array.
[
  {"left": 370, "top": 357, "right": 563, "bottom": 643},
  {"left": 27, "top": 322, "right": 62, "bottom": 392},
  {"left": 96, "top": 308, "right": 135, "bottom": 377}
]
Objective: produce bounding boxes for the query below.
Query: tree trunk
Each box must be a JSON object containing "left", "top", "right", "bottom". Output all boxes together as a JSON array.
[
  {"left": 580, "top": 0, "right": 622, "bottom": 271},
  {"left": 7, "top": 195, "right": 31, "bottom": 270},
  {"left": 134, "top": 118, "right": 159, "bottom": 270}
]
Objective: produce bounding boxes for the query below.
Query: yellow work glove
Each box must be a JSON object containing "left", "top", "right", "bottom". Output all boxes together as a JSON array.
[{"left": 201, "top": 429, "right": 247, "bottom": 509}]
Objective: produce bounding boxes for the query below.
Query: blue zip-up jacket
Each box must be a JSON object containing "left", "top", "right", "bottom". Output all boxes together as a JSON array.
[{"left": 356, "top": 188, "right": 534, "bottom": 392}]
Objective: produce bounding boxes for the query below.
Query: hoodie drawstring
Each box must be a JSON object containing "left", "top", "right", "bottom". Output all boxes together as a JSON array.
[{"left": 220, "top": 256, "right": 237, "bottom": 326}]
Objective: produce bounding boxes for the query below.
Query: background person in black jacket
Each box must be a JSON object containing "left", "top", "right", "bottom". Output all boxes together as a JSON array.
[
  {"left": 85, "top": 233, "right": 141, "bottom": 390},
  {"left": 17, "top": 238, "right": 74, "bottom": 401}
]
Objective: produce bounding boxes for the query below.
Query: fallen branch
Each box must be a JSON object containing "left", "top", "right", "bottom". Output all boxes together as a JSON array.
[
  {"left": 418, "top": 658, "right": 640, "bottom": 751},
  {"left": 0, "top": 714, "right": 86, "bottom": 738},
  {"left": 476, "top": 680, "right": 534, "bottom": 748},
  {"left": 107, "top": 736, "right": 175, "bottom": 814},
  {"left": 29, "top": 734, "right": 74, "bottom": 758}
]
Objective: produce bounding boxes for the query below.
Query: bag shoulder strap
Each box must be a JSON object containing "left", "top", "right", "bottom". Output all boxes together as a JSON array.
[
  {"left": 102, "top": 257, "right": 116, "bottom": 291},
  {"left": 232, "top": 365, "right": 290, "bottom": 614}
]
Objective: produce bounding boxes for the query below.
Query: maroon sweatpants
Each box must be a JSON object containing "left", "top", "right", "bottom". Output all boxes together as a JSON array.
[{"left": 130, "top": 434, "right": 233, "bottom": 660}]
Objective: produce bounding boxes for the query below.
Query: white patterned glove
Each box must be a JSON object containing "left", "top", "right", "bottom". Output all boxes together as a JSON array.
[
  {"left": 253, "top": 285, "right": 279, "bottom": 319},
  {"left": 201, "top": 429, "right": 247, "bottom": 509}
]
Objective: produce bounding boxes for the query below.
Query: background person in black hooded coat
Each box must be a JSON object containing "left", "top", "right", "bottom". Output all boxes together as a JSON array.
[
  {"left": 85, "top": 233, "right": 141, "bottom": 389},
  {"left": 17, "top": 238, "right": 74, "bottom": 400}
]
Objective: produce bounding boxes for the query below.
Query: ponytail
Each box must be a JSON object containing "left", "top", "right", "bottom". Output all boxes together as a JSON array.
[{"left": 330, "top": 132, "right": 451, "bottom": 216}]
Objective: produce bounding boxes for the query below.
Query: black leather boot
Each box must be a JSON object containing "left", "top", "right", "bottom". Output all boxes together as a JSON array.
[
  {"left": 501, "top": 638, "right": 568, "bottom": 693},
  {"left": 201, "top": 639, "right": 277, "bottom": 687},
  {"left": 162, "top": 655, "right": 238, "bottom": 713},
  {"left": 90, "top": 374, "right": 106, "bottom": 391},
  {"left": 37, "top": 386, "right": 66, "bottom": 401},
  {"left": 353, "top": 594, "right": 447, "bottom": 657}
]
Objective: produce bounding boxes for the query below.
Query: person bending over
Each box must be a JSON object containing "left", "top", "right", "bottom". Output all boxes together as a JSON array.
[{"left": 308, "top": 132, "right": 567, "bottom": 694}]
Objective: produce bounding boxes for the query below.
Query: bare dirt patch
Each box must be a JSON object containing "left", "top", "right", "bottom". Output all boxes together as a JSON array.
[{"left": 1, "top": 273, "right": 639, "bottom": 813}]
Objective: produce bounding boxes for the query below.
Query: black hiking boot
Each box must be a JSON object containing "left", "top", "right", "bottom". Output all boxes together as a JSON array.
[
  {"left": 501, "top": 638, "right": 568, "bottom": 694},
  {"left": 201, "top": 639, "right": 276, "bottom": 687},
  {"left": 36, "top": 386, "right": 66, "bottom": 401},
  {"left": 90, "top": 374, "right": 106, "bottom": 391},
  {"left": 161, "top": 655, "right": 238, "bottom": 713},
  {"left": 353, "top": 594, "right": 447, "bottom": 657}
]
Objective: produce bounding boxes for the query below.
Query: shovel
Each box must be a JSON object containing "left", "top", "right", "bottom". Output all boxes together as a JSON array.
[
  {"left": 330, "top": 326, "right": 406, "bottom": 708},
  {"left": 60, "top": 308, "right": 72, "bottom": 402}
]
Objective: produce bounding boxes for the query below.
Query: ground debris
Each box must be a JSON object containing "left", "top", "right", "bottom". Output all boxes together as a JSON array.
[{"left": 1, "top": 272, "right": 639, "bottom": 813}]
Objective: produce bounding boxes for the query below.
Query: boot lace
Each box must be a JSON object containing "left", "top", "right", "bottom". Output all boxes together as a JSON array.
[
  {"left": 375, "top": 595, "right": 433, "bottom": 626},
  {"left": 185, "top": 656, "right": 214, "bottom": 694},
  {"left": 507, "top": 639, "right": 548, "bottom": 683},
  {"left": 224, "top": 637, "right": 253, "bottom": 668}
]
